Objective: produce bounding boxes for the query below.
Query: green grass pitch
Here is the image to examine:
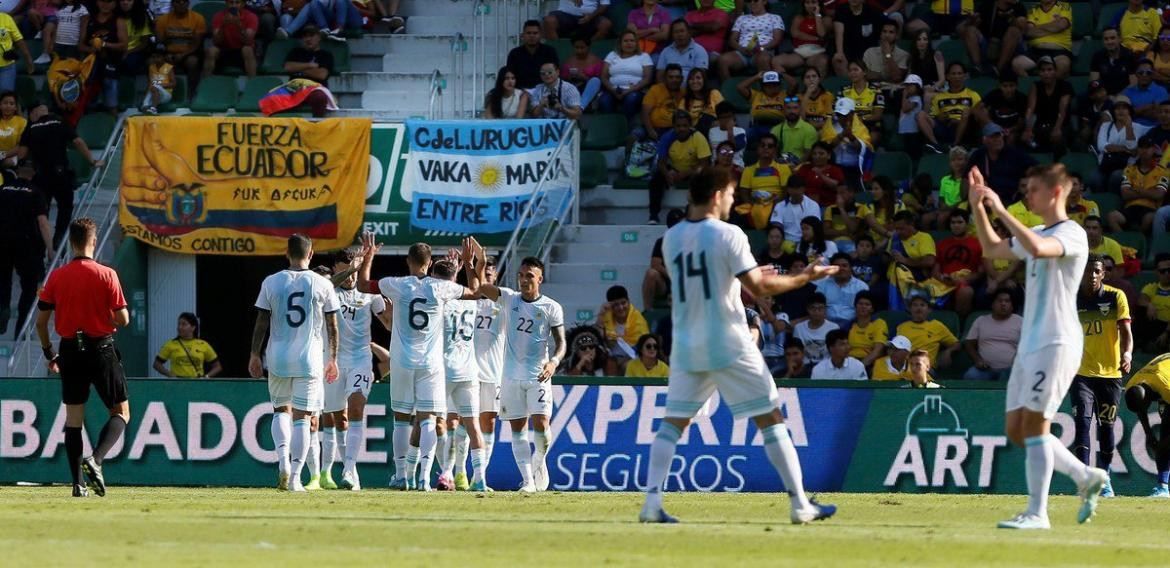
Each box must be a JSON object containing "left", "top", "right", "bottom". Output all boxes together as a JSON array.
[{"left": 3, "top": 487, "right": 1169, "bottom": 565}]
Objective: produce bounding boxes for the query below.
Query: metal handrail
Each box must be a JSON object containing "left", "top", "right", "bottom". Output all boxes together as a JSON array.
[
  {"left": 498, "top": 120, "right": 579, "bottom": 289},
  {"left": 452, "top": 32, "right": 467, "bottom": 117},
  {"left": 427, "top": 69, "right": 445, "bottom": 119},
  {"left": 8, "top": 114, "right": 129, "bottom": 375}
]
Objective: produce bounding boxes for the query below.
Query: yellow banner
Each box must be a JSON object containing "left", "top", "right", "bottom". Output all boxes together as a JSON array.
[{"left": 118, "top": 116, "right": 371, "bottom": 255}]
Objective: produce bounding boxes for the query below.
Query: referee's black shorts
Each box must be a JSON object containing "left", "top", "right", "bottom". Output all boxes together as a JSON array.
[
  {"left": 1071, "top": 375, "right": 1123, "bottom": 425},
  {"left": 58, "top": 335, "right": 128, "bottom": 408}
]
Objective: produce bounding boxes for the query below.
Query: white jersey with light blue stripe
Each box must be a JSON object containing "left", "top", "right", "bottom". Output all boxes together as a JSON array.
[
  {"left": 378, "top": 275, "right": 465, "bottom": 370},
  {"left": 499, "top": 289, "right": 564, "bottom": 381},
  {"left": 255, "top": 269, "right": 340, "bottom": 378},
  {"left": 443, "top": 298, "right": 479, "bottom": 382},
  {"left": 1010, "top": 220, "right": 1089, "bottom": 353},
  {"left": 335, "top": 287, "right": 385, "bottom": 370},
  {"left": 662, "top": 217, "right": 758, "bottom": 372},
  {"left": 474, "top": 290, "right": 513, "bottom": 383}
]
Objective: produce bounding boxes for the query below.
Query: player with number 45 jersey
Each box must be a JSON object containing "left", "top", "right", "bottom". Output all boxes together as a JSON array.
[
  {"left": 471, "top": 239, "right": 565, "bottom": 493},
  {"left": 356, "top": 233, "right": 481, "bottom": 491}
]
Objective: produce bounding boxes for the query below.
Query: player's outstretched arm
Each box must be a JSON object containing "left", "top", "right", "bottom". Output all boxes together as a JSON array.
[
  {"left": 468, "top": 238, "right": 502, "bottom": 301},
  {"left": 969, "top": 167, "right": 1065, "bottom": 258},
  {"left": 967, "top": 168, "right": 1016, "bottom": 260},
  {"left": 459, "top": 237, "right": 482, "bottom": 299},
  {"left": 248, "top": 310, "right": 270, "bottom": 378},
  {"left": 356, "top": 231, "right": 382, "bottom": 295},
  {"left": 739, "top": 261, "right": 839, "bottom": 298}
]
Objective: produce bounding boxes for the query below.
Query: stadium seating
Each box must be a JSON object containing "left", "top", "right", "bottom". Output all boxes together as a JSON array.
[
  {"left": 1091, "top": 193, "right": 1121, "bottom": 217},
  {"left": 15, "top": 75, "right": 36, "bottom": 109},
  {"left": 580, "top": 114, "right": 629, "bottom": 150},
  {"left": 720, "top": 80, "right": 751, "bottom": 113},
  {"left": 1113, "top": 231, "right": 1148, "bottom": 261},
  {"left": 934, "top": 310, "right": 962, "bottom": 339},
  {"left": 77, "top": 113, "right": 116, "bottom": 150},
  {"left": 237, "top": 76, "right": 284, "bottom": 112},
  {"left": 579, "top": 150, "right": 609, "bottom": 189},
  {"left": 877, "top": 310, "right": 910, "bottom": 330},
  {"left": 67, "top": 149, "right": 92, "bottom": 184},
  {"left": 589, "top": 38, "right": 617, "bottom": 59},
  {"left": 1149, "top": 231, "right": 1170, "bottom": 262},
  {"left": 871, "top": 152, "right": 912, "bottom": 183},
  {"left": 190, "top": 76, "right": 240, "bottom": 112},
  {"left": 1132, "top": 270, "right": 1157, "bottom": 293},
  {"left": 916, "top": 153, "right": 950, "bottom": 181},
  {"left": 193, "top": 1, "right": 225, "bottom": 24},
  {"left": 158, "top": 77, "right": 190, "bottom": 112},
  {"left": 1060, "top": 152, "right": 1097, "bottom": 182},
  {"left": 1096, "top": 3, "right": 1127, "bottom": 34}
]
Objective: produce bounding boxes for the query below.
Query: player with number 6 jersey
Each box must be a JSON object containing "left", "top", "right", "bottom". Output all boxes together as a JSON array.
[
  {"left": 356, "top": 233, "right": 481, "bottom": 491},
  {"left": 472, "top": 240, "right": 565, "bottom": 493}
]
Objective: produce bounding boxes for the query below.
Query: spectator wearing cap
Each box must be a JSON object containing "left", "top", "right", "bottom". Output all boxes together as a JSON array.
[
  {"left": 769, "top": 175, "right": 821, "bottom": 246},
  {"left": 922, "top": 61, "right": 981, "bottom": 151},
  {"left": 1076, "top": 80, "right": 1114, "bottom": 151},
  {"left": 820, "top": 97, "right": 870, "bottom": 191},
  {"left": 962, "top": 0, "right": 1026, "bottom": 78},
  {"left": 861, "top": 20, "right": 907, "bottom": 87},
  {"left": 904, "top": 350, "right": 941, "bottom": 388},
  {"left": 1090, "top": 27, "right": 1138, "bottom": 97},
  {"left": 543, "top": 0, "right": 612, "bottom": 42},
  {"left": 897, "top": 74, "right": 931, "bottom": 155},
  {"left": 963, "top": 289, "right": 1021, "bottom": 381},
  {"left": 831, "top": 0, "right": 885, "bottom": 77},
  {"left": 597, "top": 284, "right": 649, "bottom": 373},
  {"left": 872, "top": 335, "right": 912, "bottom": 381},
  {"left": 815, "top": 253, "right": 868, "bottom": 326},
  {"left": 1011, "top": 0, "right": 1072, "bottom": 78},
  {"left": 565, "top": 331, "right": 608, "bottom": 376},
  {"left": 737, "top": 70, "right": 788, "bottom": 144},
  {"left": 0, "top": 159, "right": 52, "bottom": 336},
  {"left": 980, "top": 75, "right": 1028, "bottom": 143},
  {"left": 811, "top": 329, "right": 868, "bottom": 380},
  {"left": 896, "top": 295, "right": 960, "bottom": 368},
  {"left": 625, "top": 333, "right": 668, "bottom": 378},
  {"left": 965, "top": 122, "right": 1036, "bottom": 203},
  {"left": 770, "top": 94, "right": 818, "bottom": 161},
  {"left": 1109, "top": 134, "right": 1168, "bottom": 233},
  {"left": 780, "top": 337, "right": 811, "bottom": 379},
  {"left": 1096, "top": 95, "right": 1148, "bottom": 189},
  {"left": 640, "top": 208, "right": 685, "bottom": 309},
  {"left": 1117, "top": 0, "right": 1161, "bottom": 55},
  {"left": 1022, "top": 55, "right": 1073, "bottom": 154},
  {"left": 1122, "top": 58, "right": 1168, "bottom": 128},
  {"left": 506, "top": 20, "right": 560, "bottom": 90},
  {"left": 716, "top": 0, "right": 785, "bottom": 82},
  {"left": 648, "top": 110, "right": 710, "bottom": 224},
  {"left": 736, "top": 132, "right": 791, "bottom": 229},
  {"left": 655, "top": 19, "right": 708, "bottom": 84}
]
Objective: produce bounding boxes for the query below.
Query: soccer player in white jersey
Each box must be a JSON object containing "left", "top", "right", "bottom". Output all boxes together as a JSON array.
[
  {"left": 639, "top": 168, "right": 839, "bottom": 524},
  {"left": 249, "top": 234, "right": 341, "bottom": 492},
  {"left": 472, "top": 241, "right": 566, "bottom": 493},
  {"left": 456, "top": 255, "right": 509, "bottom": 491},
  {"left": 968, "top": 164, "right": 1110, "bottom": 529},
  {"left": 319, "top": 248, "right": 390, "bottom": 491},
  {"left": 433, "top": 256, "right": 493, "bottom": 491},
  {"left": 356, "top": 233, "right": 480, "bottom": 490}
]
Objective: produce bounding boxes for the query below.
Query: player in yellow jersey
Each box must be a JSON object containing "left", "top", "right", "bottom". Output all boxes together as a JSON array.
[
  {"left": 1072, "top": 254, "right": 1133, "bottom": 498},
  {"left": 1124, "top": 353, "right": 1170, "bottom": 497}
]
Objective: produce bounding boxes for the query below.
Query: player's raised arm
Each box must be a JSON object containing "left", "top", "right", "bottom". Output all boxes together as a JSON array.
[
  {"left": 469, "top": 238, "right": 501, "bottom": 301},
  {"left": 356, "top": 231, "right": 382, "bottom": 295},
  {"left": 459, "top": 237, "right": 482, "bottom": 300},
  {"left": 738, "top": 260, "right": 839, "bottom": 298},
  {"left": 967, "top": 167, "right": 1018, "bottom": 260}
]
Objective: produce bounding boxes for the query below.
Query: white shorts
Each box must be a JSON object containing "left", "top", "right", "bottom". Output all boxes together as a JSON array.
[
  {"left": 390, "top": 365, "right": 446, "bottom": 415},
  {"left": 500, "top": 379, "right": 553, "bottom": 421},
  {"left": 268, "top": 374, "right": 323, "bottom": 412},
  {"left": 479, "top": 381, "right": 500, "bottom": 413},
  {"left": 1005, "top": 343, "right": 1080, "bottom": 419},
  {"left": 325, "top": 364, "right": 373, "bottom": 413},
  {"left": 664, "top": 351, "right": 780, "bottom": 420},
  {"left": 446, "top": 380, "right": 480, "bottom": 417}
]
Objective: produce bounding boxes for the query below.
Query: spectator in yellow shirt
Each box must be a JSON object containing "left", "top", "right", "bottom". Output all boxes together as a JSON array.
[
  {"left": 1119, "top": 0, "right": 1162, "bottom": 54},
  {"left": 153, "top": 313, "right": 222, "bottom": 378},
  {"left": 625, "top": 333, "right": 670, "bottom": 378},
  {"left": 1066, "top": 173, "right": 1099, "bottom": 225},
  {"left": 896, "top": 295, "right": 960, "bottom": 368},
  {"left": 648, "top": 110, "right": 711, "bottom": 224},
  {"left": 1109, "top": 134, "right": 1168, "bottom": 233},
  {"left": 598, "top": 285, "right": 650, "bottom": 373},
  {"left": 848, "top": 290, "right": 888, "bottom": 367},
  {"left": 1139, "top": 253, "right": 1170, "bottom": 353},
  {"left": 1012, "top": 0, "right": 1073, "bottom": 78},
  {"left": 1083, "top": 215, "right": 1124, "bottom": 265},
  {"left": 871, "top": 335, "right": 913, "bottom": 381},
  {"left": 637, "top": 63, "right": 685, "bottom": 140}
]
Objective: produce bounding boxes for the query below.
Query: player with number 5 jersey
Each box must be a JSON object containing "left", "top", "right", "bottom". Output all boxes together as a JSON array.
[
  {"left": 356, "top": 233, "right": 481, "bottom": 491},
  {"left": 639, "top": 168, "right": 839, "bottom": 525},
  {"left": 472, "top": 240, "right": 566, "bottom": 493}
]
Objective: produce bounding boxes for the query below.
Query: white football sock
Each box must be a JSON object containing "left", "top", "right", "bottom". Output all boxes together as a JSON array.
[
  {"left": 305, "top": 430, "right": 320, "bottom": 478},
  {"left": 483, "top": 427, "right": 496, "bottom": 465},
  {"left": 533, "top": 429, "right": 551, "bottom": 466},
  {"left": 437, "top": 430, "right": 453, "bottom": 477},
  {"left": 511, "top": 431, "right": 534, "bottom": 487},
  {"left": 272, "top": 412, "right": 292, "bottom": 476},
  {"left": 320, "top": 427, "right": 336, "bottom": 475},
  {"left": 344, "top": 420, "right": 363, "bottom": 472},
  {"left": 406, "top": 445, "right": 420, "bottom": 485},
  {"left": 470, "top": 448, "right": 486, "bottom": 484},
  {"left": 643, "top": 422, "right": 681, "bottom": 512},
  {"left": 455, "top": 424, "right": 470, "bottom": 476},
  {"left": 392, "top": 419, "right": 411, "bottom": 481},
  {"left": 290, "top": 418, "right": 311, "bottom": 485},
  {"left": 1025, "top": 435, "right": 1054, "bottom": 519},
  {"left": 336, "top": 426, "right": 347, "bottom": 470},
  {"left": 418, "top": 418, "right": 437, "bottom": 488},
  {"left": 761, "top": 423, "right": 812, "bottom": 510},
  {"left": 1048, "top": 434, "right": 1091, "bottom": 486}
]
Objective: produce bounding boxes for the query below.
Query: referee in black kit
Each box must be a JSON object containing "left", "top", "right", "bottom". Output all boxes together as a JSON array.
[{"left": 35, "top": 218, "right": 131, "bottom": 497}]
